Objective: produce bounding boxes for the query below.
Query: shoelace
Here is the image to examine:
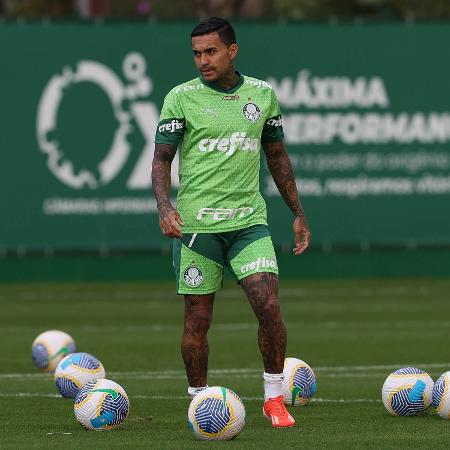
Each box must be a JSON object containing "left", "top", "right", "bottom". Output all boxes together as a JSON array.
[{"left": 268, "top": 399, "right": 288, "bottom": 417}]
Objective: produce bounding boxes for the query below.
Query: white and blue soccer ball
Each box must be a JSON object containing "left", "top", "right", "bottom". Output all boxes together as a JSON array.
[
  {"left": 74, "top": 379, "right": 129, "bottom": 430},
  {"left": 188, "top": 386, "right": 246, "bottom": 441},
  {"left": 32, "top": 330, "right": 76, "bottom": 372},
  {"left": 382, "top": 367, "right": 434, "bottom": 416},
  {"left": 282, "top": 357, "right": 317, "bottom": 406},
  {"left": 432, "top": 371, "right": 450, "bottom": 419},
  {"left": 55, "top": 352, "right": 105, "bottom": 398}
]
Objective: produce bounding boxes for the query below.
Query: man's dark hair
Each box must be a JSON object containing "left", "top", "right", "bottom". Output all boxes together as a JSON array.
[{"left": 191, "top": 17, "right": 236, "bottom": 46}]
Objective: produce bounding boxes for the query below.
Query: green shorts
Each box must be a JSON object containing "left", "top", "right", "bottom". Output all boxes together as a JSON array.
[{"left": 173, "top": 224, "right": 278, "bottom": 295}]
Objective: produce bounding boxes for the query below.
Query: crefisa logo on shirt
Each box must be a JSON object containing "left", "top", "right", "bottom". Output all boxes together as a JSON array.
[
  {"left": 243, "top": 103, "right": 261, "bottom": 122},
  {"left": 184, "top": 266, "right": 204, "bottom": 287}
]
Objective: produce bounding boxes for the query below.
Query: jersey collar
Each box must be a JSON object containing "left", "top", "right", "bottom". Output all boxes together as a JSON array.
[{"left": 200, "top": 71, "right": 244, "bottom": 93}]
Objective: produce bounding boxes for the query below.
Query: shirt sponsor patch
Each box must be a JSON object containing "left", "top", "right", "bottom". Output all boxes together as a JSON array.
[
  {"left": 222, "top": 95, "right": 240, "bottom": 101},
  {"left": 196, "top": 207, "right": 254, "bottom": 221},
  {"left": 198, "top": 132, "right": 260, "bottom": 156},
  {"left": 158, "top": 119, "right": 185, "bottom": 133}
]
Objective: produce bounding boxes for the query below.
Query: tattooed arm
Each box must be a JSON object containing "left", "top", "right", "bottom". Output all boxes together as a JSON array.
[
  {"left": 262, "top": 140, "right": 311, "bottom": 255},
  {"left": 151, "top": 143, "right": 183, "bottom": 238}
]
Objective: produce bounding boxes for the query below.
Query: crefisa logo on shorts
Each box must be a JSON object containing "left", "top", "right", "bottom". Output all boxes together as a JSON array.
[
  {"left": 184, "top": 266, "right": 204, "bottom": 287},
  {"left": 240, "top": 257, "right": 277, "bottom": 274}
]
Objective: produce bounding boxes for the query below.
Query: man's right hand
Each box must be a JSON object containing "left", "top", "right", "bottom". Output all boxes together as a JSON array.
[{"left": 158, "top": 204, "right": 184, "bottom": 239}]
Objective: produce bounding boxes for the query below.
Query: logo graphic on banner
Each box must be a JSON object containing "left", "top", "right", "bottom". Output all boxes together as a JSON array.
[
  {"left": 2, "top": 24, "right": 450, "bottom": 250},
  {"left": 36, "top": 52, "right": 178, "bottom": 190}
]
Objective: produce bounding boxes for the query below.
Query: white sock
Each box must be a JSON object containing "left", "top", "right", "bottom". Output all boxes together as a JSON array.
[
  {"left": 188, "top": 385, "right": 209, "bottom": 398},
  {"left": 263, "top": 372, "right": 284, "bottom": 400}
]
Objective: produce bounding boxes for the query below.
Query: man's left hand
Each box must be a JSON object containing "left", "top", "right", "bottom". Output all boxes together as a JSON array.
[{"left": 293, "top": 215, "right": 311, "bottom": 256}]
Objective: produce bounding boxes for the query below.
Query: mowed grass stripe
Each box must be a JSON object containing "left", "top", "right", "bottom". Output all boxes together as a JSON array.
[
  {"left": 1, "top": 319, "right": 450, "bottom": 332},
  {"left": 1, "top": 279, "right": 450, "bottom": 302}
]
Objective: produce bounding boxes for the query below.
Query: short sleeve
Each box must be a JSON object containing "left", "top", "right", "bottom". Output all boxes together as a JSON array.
[
  {"left": 261, "top": 89, "right": 284, "bottom": 144},
  {"left": 154, "top": 88, "right": 186, "bottom": 146}
]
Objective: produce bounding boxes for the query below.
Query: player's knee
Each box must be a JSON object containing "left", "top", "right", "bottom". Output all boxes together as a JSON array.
[
  {"left": 254, "top": 295, "right": 282, "bottom": 321},
  {"left": 184, "top": 316, "right": 212, "bottom": 338}
]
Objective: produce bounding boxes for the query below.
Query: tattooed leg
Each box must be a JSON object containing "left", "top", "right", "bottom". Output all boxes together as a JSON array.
[
  {"left": 181, "top": 293, "right": 215, "bottom": 387},
  {"left": 240, "top": 273, "right": 286, "bottom": 373}
]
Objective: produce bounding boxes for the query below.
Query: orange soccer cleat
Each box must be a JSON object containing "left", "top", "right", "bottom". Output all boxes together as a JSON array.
[{"left": 263, "top": 395, "right": 296, "bottom": 428}]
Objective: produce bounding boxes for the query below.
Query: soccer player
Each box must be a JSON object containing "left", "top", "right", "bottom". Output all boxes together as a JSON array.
[{"left": 151, "top": 17, "right": 311, "bottom": 428}]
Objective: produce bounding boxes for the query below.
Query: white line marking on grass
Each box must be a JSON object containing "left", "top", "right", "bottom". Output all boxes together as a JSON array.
[
  {"left": 0, "top": 373, "right": 52, "bottom": 379},
  {"left": 313, "top": 363, "right": 450, "bottom": 372},
  {"left": 0, "top": 392, "right": 60, "bottom": 398},
  {"left": 105, "top": 373, "right": 390, "bottom": 380},
  {"left": 110, "top": 368, "right": 261, "bottom": 377},
  {"left": 2, "top": 320, "right": 449, "bottom": 333},
  {"left": 132, "top": 395, "right": 191, "bottom": 400},
  {"left": 46, "top": 432, "right": 72, "bottom": 435},
  {"left": 323, "top": 373, "right": 388, "bottom": 378},
  {"left": 110, "top": 362, "right": 450, "bottom": 379},
  {"left": 311, "top": 398, "right": 382, "bottom": 404},
  {"left": 133, "top": 395, "right": 382, "bottom": 404},
  {"left": 0, "top": 373, "right": 389, "bottom": 381},
  {"left": 1, "top": 363, "right": 449, "bottom": 380},
  {"left": 113, "top": 374, "right": 196, "bottom": 380},
  {"left": 0, "top": 392, "right": 381, "bottom": 404}
]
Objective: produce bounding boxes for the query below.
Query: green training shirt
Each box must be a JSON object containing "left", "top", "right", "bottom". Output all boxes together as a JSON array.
[{"left": 155, "top": 73, "right": 284, "bottom": 233}]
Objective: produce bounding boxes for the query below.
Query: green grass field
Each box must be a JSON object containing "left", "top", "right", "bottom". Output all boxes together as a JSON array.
[{"left": 1, "top": 278, "right": 450, "bottom": 449}]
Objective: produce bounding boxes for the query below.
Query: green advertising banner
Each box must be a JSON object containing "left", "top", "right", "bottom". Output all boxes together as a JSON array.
[{"left": 1, "top": 22, "right": 450, "bottom": 251}]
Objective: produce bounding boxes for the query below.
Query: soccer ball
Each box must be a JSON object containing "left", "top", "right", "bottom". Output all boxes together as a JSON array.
[
  {"left": 432, "top": 371, "right": 450, "bottom": 419},
  {"left": 74, "top": 379, "right": 129, "bottom": 430},
  {"left": 32, "top": 330, "right": 76, "bottom": 372},
  {"left": 382, "top": 367, "right": 434, "bottom": 416},
  {"left": 282, "top": 357, "right": 317, "bottom": 406},
  {"left": 188, "top": 386, "right": 245, "bottom": 441},
  {"left": 55, "top": 352, "right": 106, "bottom": 398}
]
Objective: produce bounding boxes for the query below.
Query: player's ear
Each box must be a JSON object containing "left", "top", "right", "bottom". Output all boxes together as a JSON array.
[{"left": 228, "top": 43, "right": 238, "bottom": 60}]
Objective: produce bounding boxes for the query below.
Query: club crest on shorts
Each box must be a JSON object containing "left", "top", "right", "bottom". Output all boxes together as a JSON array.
[
  {"left": 243, "top": 103, "right": 261, "bottom": 122},
  {"left": 184, "top": 266, "right": 204, "bottom": 287}
]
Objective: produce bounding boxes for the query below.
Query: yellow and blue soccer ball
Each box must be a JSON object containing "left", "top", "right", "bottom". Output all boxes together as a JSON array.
[
  {"left": 382, "top": 367, "right": 434, "bottom": 416},
  {"left": 282, "top": 357, "right": 317, "bottom": 406},
  {"left": 74, "top": 379, "right": 129, "bottom": 430},
  {"left": 32, "top": 330, "right": 76, "bottom": 372},
  {"left": 188, "top": 386, "right": 245, "bottom": 441},
  {"left": 432, "top": 371, "right": 450, "bottom": 419},
  {"left": 55, "top": 352, "right": 105, "bottom": 398}
]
